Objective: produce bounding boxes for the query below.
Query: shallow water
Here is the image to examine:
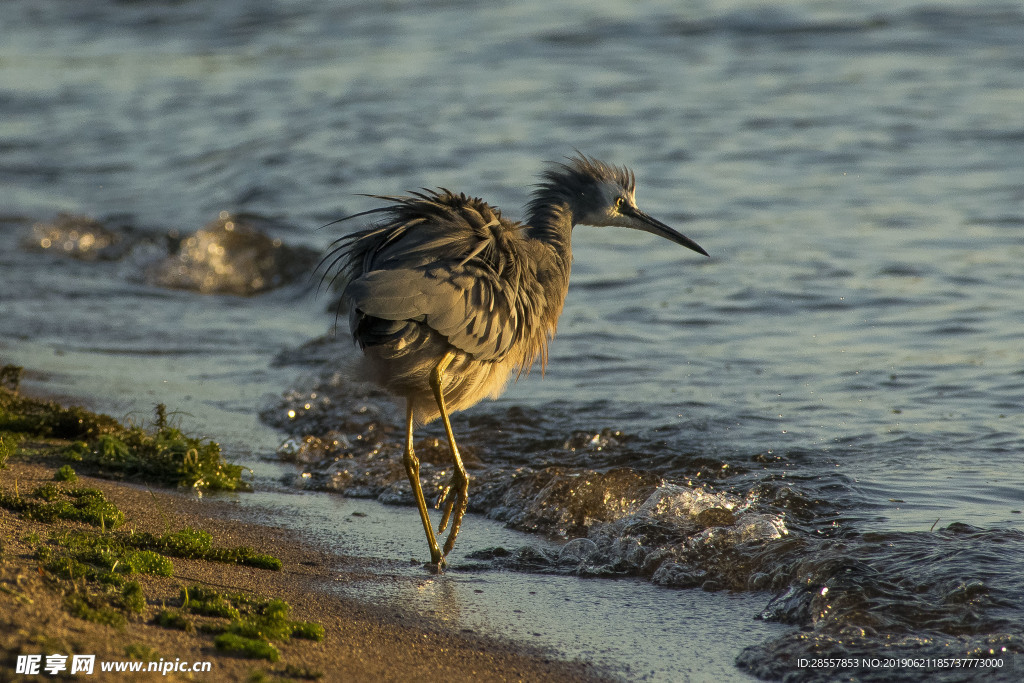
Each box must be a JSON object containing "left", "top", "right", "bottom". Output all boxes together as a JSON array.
[
  {"left": 238, "top": 490, "right": 786, "bottom": 681},
  {"left": 3, "top": 1, "right": 1024, "bottom": 680}
]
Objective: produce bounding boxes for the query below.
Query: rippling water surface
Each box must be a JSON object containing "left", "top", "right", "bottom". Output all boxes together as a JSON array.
[{"left": 3, "top": 1, "right": 1023, "bottom": 680}]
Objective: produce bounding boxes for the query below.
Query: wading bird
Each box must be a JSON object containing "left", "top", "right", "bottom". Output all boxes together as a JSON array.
[{"left": 321, "top": 153, "right": 707, "bottom": 568}]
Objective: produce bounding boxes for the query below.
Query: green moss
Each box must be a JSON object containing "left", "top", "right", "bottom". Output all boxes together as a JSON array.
[
  {"left": 54, "top": 464, "right": 78, "bottom": 482},
  {"left": 214, "top": 632, "right": 280, "bottom": 662},
  {"left": 154, "top": 608, "right": 193, "bottom": 632},
  {"left": 3, "top": 485, "right": 126, "bottom": 528},
  {"left": 28, "top": 522, "right": 300, "bottom": 643},
  {"left": 182, "top": 586, "right": 241, "bottom": 619},
  {"left": 43, "top": 555, "right": 93, "bottom": 581},
  {"left": 230, "top": 599, "right": 295, "bottom": 641},
  {"left": 156, "top": 526, "right": 214, "bottom": 555},
  {"left": 66, "top": 487, "right": 126, "bottom": 528},
  {"left": 94, "top": 434, "right": 132, "bottom": 464},
  {"left": 41, "top": 530, "right": 174, "bottom": 586},
  {"left": 121, "top": 581, "right": 146, "bottom": 613},
  {"left": 196, "top": 621, "right": 229, "bottom": 635},
  {"left": 64, "top": 592, "right": 127, "bottom": 628},
  {"left": 0, "top": 383, "right": 313, "bottom": 658},
  {"left": 22, "top": 500, "right": 76, "bottom": 524},
  {"left": 182, "top": 584, "right": 221, "bottom": 604},
  {"left": 178, "top": 585, "right": 324, "bottom": 658},
  {"left": 123, "top": 549, "right": 174, "bottom": 576},
  {"left": 128, "top": 527, "right": 281, "bottom": 570},
  {"left": 289, "top": 621, "right": 325, "bottom": 641},
  {"left": 215, "top": 547, "right": 282, "bottom": 571},
  {"left": 33, "top": 483, "right": 62, "bottom": 501},
  {"left": 28, "top": 523, "right": 278, "bottom": 621}
]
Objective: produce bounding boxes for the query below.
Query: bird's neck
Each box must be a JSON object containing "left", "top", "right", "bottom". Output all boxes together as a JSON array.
[
  {"left": 524, "top": 187, "right": 577, "bottom": 270},
  {"left": 521, "top": 190, "right": 575, "bottom": 355}
]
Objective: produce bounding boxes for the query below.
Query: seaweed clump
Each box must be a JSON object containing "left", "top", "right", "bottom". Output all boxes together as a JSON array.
[
  {"left": 171, "top": 585, "right": 324, "bottom": 662},
  {"left": 0, "top": 482, "right": 125, "bottom": 529},
  {"left": 0, "top": 379, "right": 119, "bottom": 441},
  {"left": 0, "top": 375, "right": 249, "bottom": 492},
  {"left": 126, "top": 527, "right": 282, "bottom": 570},
  {"left": 63, "top": 403, "right": 249, "bottom": 492},
  {"left": 153, "top": 585, "right": 325, "bottom": 664}
]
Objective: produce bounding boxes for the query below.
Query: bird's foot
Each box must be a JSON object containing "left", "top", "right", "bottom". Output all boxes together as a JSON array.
[{"left": 435, "top": 473, "right": 469, "bottom": 557}]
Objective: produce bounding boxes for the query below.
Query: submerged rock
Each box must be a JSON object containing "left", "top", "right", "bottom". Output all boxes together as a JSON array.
[
  {"left": 146, "top": 213, "right": 317, "bottom": 295},
  {"left": 22, "top": 213, "right": 125, "bottom": 260}
]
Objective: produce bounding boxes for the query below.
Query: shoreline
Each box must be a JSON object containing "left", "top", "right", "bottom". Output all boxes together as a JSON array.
[
  {"left": 0, "top": 383, "right": 614, "bottom": 682},
  {"left": 1, "top": 357, "right": 782, "bottom": 682}
]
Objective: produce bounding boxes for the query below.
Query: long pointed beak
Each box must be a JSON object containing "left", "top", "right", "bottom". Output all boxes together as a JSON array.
[{"left": 621, "top": 206, "right": 708, "bottom": 257}]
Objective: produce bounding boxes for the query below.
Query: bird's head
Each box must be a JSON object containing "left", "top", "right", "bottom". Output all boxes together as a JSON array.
[{"left": 548, "top": 153, "right": 708, "bottom": 257}]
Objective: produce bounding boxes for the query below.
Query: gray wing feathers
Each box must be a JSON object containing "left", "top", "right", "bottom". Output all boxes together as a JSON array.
[
  {"left": 345, "top": 269, "right": 435, "bottom": 321},
  {"left": 346, "top": 262, "right": 519, "bottom": 360},
  {"left": 335, "top": 189, "right": 544, "bottom": 364}
]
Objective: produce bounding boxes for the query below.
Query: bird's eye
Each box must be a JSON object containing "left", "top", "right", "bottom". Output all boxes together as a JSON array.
[{"left": 615, "top": 197, "right": 625, "bottom": 209}]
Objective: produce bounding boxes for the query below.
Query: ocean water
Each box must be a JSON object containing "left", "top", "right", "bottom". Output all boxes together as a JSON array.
[{"left": 2, "top": 1, "right": 1023, "bottom": 680}]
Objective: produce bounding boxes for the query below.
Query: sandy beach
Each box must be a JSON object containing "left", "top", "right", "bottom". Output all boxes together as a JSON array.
[{"left": 1, "top": 454, "right": 612, "bottom": 682}]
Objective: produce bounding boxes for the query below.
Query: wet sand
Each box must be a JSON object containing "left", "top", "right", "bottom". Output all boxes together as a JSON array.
[{"left": 0, "top": 459, "right": 612, "bottom": 682}]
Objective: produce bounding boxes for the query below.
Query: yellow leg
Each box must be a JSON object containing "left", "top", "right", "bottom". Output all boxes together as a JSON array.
[
  {"left": 402, "top": 401, "right": 443, "bottom": 568},
  {"left": 430, "top": 352, "right": 469, "bottom": 559}
]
